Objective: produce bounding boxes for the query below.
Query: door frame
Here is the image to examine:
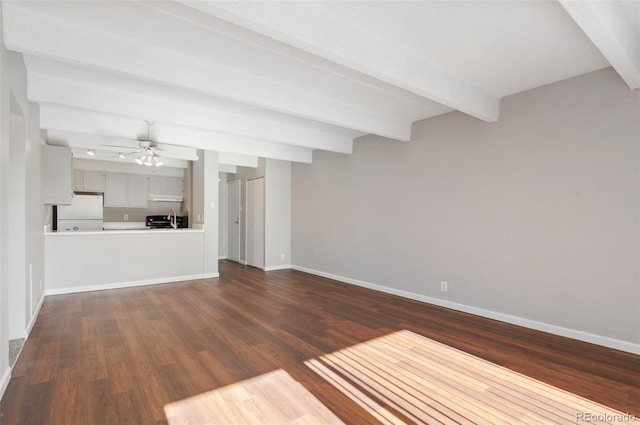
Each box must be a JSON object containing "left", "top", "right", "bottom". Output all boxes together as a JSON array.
[
  {"left": 246, "top": 177, "right": 265, "bottom": 269},
  {"left": 226, "top": 180, "right": 241, "bottom": 263}
]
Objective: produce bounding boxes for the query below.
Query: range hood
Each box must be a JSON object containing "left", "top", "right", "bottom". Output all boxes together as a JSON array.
[{"left": 148, "top": 194, "right": 183, "bottom": 202}]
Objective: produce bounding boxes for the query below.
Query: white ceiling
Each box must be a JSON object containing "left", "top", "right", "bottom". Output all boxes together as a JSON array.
[{"left": 2, "top": 0, "right": 638, "bottom": 166}]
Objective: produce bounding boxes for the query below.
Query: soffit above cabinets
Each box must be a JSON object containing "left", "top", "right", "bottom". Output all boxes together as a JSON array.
[{"left": 2, "top": 1, "right": 636, "bottom": 164}]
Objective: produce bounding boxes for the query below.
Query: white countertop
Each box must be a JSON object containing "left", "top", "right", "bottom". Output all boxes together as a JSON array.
[{"left": 46, "top": 228, "right": 203, "bottom": 236}]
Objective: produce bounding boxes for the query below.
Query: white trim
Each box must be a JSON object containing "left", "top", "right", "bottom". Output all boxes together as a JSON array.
[
  {"left": 202, "top": 272, "right": 220, "bottom": 279},
  {"left": 218, "top": 256, "right": 227, "bottom": 260},
  {"left": 0, "top": 367, "right": 11, "bottom": 402},
  {"left": 44, "top": 274, "right": 207, "bottom": 296},
  {"left": 26, "top": 294, "right": 46, "bottom": 337},
  {"left": 263, "top": 265, "right": 292, "bottom": 271},
  {"left": 291, "top": 265, "right": 640, "bottom": 355},
  {"left": 227, "top": 180, "right": 241, "bottom": 263}
]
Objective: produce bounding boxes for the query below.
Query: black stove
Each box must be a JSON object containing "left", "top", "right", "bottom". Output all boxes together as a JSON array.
[{"left": 146, "top": 215, "right": 188, "bottom": 229}]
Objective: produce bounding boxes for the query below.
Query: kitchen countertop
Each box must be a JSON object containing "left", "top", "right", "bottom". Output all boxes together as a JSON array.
[{"left": 46, "top": 228, "right": 204, "bottom": 236}]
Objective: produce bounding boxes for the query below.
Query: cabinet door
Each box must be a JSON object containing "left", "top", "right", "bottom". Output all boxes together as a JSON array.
[
  {"left": 43, "top": 145, "right": 73, "bottom": 205},
  {"left": 104, "top": 173, "right": 127, "bottom": 207},
  {"left": 127, "top": 175, "right": 149, "bottom": 207},
  {"left": 73, "top": 169, "right": 84, "bottom": 191},
  {"left": 166, "top": 177, "right": 184, "bottom": 196},
  {"left": 82, "top": 171, "right": 105, "bottom": 192},
  {"left": 149, "top": 175, "right": 167, "bottom": 195}
]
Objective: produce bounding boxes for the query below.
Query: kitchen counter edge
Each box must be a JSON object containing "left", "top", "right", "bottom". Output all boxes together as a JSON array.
[{"left": 46, "top": 228, "right": 204, "bottom": 236}]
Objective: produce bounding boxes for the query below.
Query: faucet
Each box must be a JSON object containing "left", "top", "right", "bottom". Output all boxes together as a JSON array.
[{"left": 168, "top": 208, "right": 177, "bottom": 229}]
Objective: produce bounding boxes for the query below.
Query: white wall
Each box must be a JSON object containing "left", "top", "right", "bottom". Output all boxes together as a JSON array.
[
  {"left": 45, "top": 231, "right": 205, "bottom": 294},
  {"left": 202, "top": 151, "right": 219, "bottom": 277},
  {"left": 0, "top": 9, "right": 9, "bottom": 391},
  {"left": 25, "top": 102, "right": 45, "bottom": 336},
  {"left": 218, "top": 172, "right": 227, "bottom": 258},
  {"left": 264, "top": 159, "right": 291, "bottom": 270},
  {"left": 0, "top": 15, "right": 46, "bottom": 397},
  {"left": 191, "top": 150, "right": 219, "bottom": 277},
  {"left": 292, "top": 68, "right": 640, "bottom": 352}
]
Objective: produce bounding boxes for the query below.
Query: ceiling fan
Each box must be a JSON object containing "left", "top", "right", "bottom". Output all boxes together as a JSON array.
[{"left": 100, "top": 121, "right": 166, "bottom": 167}]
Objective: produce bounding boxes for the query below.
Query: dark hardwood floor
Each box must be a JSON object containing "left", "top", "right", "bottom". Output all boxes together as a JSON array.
[{"left": 1, "top": 260, "right": 638, "bottom": 424}]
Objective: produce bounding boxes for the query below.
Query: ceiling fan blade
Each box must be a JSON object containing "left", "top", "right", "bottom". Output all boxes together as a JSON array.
[
  {"left": 100, "top": 144, "right": 139, "bottom": 150},
  {"left": 154, "top": 141, "right": 192, "bottom": 148}
]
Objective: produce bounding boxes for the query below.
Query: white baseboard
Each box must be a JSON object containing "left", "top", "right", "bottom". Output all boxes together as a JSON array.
[
  {"left": 45, "top": 274, "right": 209, "bottom": 296},
  {"left": 218, "top": 256, "right": 227, "bottom": 260},
  {"left": 291, "top": 265, "right": 640, "bottom": 355},
  {"left": 26, "top": 294, "right": 46, "bottom": 337},
  {"left": 263, "top": 265, "right": 292, "bottom": 271},
  {"left": 203, "top": 272, "right": 220, "bottom": 278},
  {"left": 0, "top": 366, "right": 10, "bottom": 402}
]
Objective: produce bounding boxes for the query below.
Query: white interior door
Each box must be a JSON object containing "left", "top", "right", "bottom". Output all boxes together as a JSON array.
[
  {"left": 246, "top": 177, "right": 265, "bottom": 269},
  {"left": 227, "top": 180, "right": 241, "bottom": 263}
]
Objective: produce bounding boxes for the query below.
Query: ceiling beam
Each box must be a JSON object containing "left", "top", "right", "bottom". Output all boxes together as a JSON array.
[
  {"left": 3, "top": 2, "right": 412, "bottom": 140},
  {"left": 180, "top": 1, "right": 501, "bottom": 122},
  {"left": 25, "top": 61, "right": 355, "bottom": 154},
  {"left": 41, "top": 107, "right": 314, "bottom": 164},
  {"left": 218, "top": 152, "right": 259, "bottom": 168},
  {"left": 559, "top": 0, "right": 640, "bottom": 89}
]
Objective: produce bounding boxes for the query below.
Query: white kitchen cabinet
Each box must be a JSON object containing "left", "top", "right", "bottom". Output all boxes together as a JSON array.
[
  {"left": 74, "top": 170, "right": 105, "bottom": 192},
  {"left": 127, "top": 175, "right": 149, "bottom": 207},
  {"left": 73, "top": 169, "right": 83, "bottom": 191},
  {"left": 104, "top": 173, "right": 127, "bottom": 207},
  {"left": 149, "top": 175, "right": 166, "bottom": 195},
  {"left": 149, "top": 176, "right": 183, "bottom": 196},
  {"left": 43, "top": 145, "right": 73, "bottom": 205},
  {"left": 82, "top": 171, "right": 105, "bottom": 192},
  {"left": 167, "top": 177, "right": 184, "bottom": 196},
  {"left": 105, "top": 173, "right": 149, "bottom": 208},
  {"left": 104, "top": 173, "right": 149, "bottom": 208}
]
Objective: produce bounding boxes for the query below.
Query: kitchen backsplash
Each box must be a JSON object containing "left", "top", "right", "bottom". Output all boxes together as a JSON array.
[{"left": 103, "top": 201, "right": 183, "bottom": 222}]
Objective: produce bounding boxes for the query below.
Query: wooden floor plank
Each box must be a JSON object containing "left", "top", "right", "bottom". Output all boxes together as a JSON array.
[{"left": 1, "top": 260, "right": 638, "bottom": 425}]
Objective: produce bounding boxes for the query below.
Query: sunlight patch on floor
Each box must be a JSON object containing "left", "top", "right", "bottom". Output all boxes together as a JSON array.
[
  {"left": 164, "top": 369, "right": 345, "bottom": 425},
  {"left": 306, "top": 330, "right": 632, "bottom": 425}
]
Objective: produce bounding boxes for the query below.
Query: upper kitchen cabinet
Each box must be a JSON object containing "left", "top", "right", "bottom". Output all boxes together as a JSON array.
[
  {"left": 104, "top": 173, "right": 127, "bottom": 207},
  {"left": 104, "top": 173, "right": 149, "bottom": 208},
  {"left": 43, "top": 145, "right": 73, "bottom": 205},
  {"left": 167, "top": 177, "right": 184, "bottom": 197},
  {"left": 74, "top": 170, "right": 105, "bottom": 192},
  {"left": 128, "top": 175, "right": 150, "bottom": 208},
  {"left": 149, "top": 176, "right": 184, "bottom": 201}
]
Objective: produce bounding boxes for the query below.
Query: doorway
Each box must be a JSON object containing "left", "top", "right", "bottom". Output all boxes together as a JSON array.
[
  {"left": 246, "top": 177, "right": 264, "bottom": 269},
  {"left": 226, "top": 180, "right": 241, "bottom": 263}
]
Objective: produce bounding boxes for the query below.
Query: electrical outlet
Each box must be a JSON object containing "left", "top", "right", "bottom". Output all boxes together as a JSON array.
[
  {"left": 124, "top": 214, "right": 129, "bottom": 221},
  {"left": 280, "top": 253, "right": 286, "bottom": 260},
  {"left": 440, "top": 281, "right": 448, "bottom": 292}
]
